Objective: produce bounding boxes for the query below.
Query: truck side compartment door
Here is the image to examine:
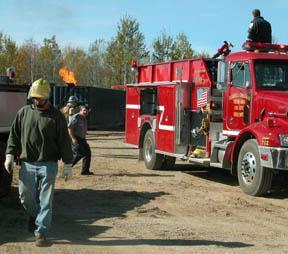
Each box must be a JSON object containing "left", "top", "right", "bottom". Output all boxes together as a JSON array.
[
  {"left": 126, "top": 87, "right": 140, "bottom": 146},
  {"left": 0, "top": 91, "right": 27, "bottom": 132},
  {"left": 156, "top": 85, "right": 176, "bottom": 153},
  {"left": 224, "top": 62, "right": 251, "bottom": 132}
]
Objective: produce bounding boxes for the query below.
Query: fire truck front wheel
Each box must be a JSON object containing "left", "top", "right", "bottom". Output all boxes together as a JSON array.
[
  {"left": 237, "top": 139, "right": 273, "bottom": 196},
  {"left": 143, "top": 130, "right": 164, "bottom": 170}
]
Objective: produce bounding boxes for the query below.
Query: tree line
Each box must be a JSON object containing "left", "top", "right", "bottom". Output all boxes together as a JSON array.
[{"left": 0, "top": 16, "right": 210, "bottom": 88}]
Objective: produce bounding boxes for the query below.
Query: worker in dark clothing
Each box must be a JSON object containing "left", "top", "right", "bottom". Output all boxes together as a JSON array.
[
  {"left": 61, "top": 95, "right": 80, "bottom": 123},
  {"left": 68, "top": 105, "right": 93, "bottom": 175},
  {"left": 248, "top": 9, "right": 272, "bottom": 43},
  {"left": 4, "top": 79, "right": 73, "bottom": 247}
]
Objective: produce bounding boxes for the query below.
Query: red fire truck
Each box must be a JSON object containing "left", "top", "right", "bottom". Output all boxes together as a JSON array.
[{"left": 125, "top": 41, "right": 288, "bottom": 196}]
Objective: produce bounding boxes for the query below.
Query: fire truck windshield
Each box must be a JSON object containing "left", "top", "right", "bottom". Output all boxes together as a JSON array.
[{"left": 255, "top": 60, "right": 288, "bottom": 90}]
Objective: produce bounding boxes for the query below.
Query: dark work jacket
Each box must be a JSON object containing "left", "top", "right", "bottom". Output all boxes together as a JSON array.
[
  {"left": 248, "top": 16, "right": 272, "bottom": 43},
  {"left": 6, "top": 104, "right": 73, "bottom": 164}
]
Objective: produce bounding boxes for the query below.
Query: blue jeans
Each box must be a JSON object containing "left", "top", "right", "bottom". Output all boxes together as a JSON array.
[{"left": 19, "top": 161, "right": 58, "bottom": 237}]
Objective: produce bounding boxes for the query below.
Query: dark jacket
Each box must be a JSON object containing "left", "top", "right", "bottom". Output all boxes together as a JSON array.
[
  {"left": 248, "top": 16, "right": 272, "bottom": 43},
  {"left": 6, "top": 104, "right": 73, "bottom": 164}
]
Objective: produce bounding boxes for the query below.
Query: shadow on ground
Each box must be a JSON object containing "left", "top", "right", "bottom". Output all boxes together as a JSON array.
[
  {"left": 0, "top": 187, "right": 253, "bottom": 249},
  {"left": 90, "top": 146, "right": 136, "bottom": 150},
  {"left": 87, "top": 132, "right": 124, "bottom": 138},
  {"left": 97, "top": 154, "right": 139, "bottom": 160},
  {"left": 88, "top": 137, "right": 124, "bottom": 141},
  {"left": 0, "top": 187, "right": 167, "bottom": 246},
  {"left": 171, "top": 163, "right": 239, "bottom": 186},
  {"left": 52, "top": 238, "right": 253, "bottom": 248},
  {"left": 173, "top": 163, "right": 288, "bottom": 198}
]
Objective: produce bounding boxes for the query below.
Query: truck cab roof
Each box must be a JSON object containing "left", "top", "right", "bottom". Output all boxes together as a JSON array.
[{"left": 227, "top": 51, "right": 288, "bottom": 62}]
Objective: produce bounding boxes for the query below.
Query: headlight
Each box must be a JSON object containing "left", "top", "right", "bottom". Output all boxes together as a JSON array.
[{"left": 279, "top": 134, "right": 288, "bottom": 147}]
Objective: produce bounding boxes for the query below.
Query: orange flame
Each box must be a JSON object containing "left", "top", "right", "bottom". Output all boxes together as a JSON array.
[{"left": 59, "top": 66, "right": 77, "bottom": 85}]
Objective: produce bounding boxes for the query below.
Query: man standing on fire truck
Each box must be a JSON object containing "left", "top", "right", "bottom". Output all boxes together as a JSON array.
[
  {"left": 4, "top": 79, "right": 73, "bottom": 247},
  {"left": 248, "top": 9, "right": 272, "bottom": 43}
]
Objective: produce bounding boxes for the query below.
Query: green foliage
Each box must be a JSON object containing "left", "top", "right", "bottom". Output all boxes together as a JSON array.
[
  {"left": 151, "top": 31, "right": 175, "bottom": 63},
  {"left": 86, "top": 39, "right": 107, "bottom": 86},
  {"left": 172, "top": 33, "right": 194, "bottom": 60},
  {"left": 38, "top": 35, "right": 62, "bottom": 83},
  {"left": 14, "top": 39, "right": 39, "bottom": 84},
  {"left": 194, "top": 50, "right": 211, "bottom": 58},
  {"left": 151, "top": 32, "right": 195, "bottom": 63},
  {"left": 104, "top": 15, "right": 148, "bottom": 86},
  {"left": 0, "top": 33, "right": 17, "bottom": 75}
]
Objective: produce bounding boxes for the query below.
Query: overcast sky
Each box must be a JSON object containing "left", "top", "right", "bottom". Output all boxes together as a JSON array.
[{"left": 0, "top": 0, "right": 287, "bottom": 54}]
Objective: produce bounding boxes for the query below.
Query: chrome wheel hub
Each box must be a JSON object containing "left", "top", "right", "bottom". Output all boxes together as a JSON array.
[
  {"left": 241, "top": 152, "right": 256, "bottom": 185},
  {"left": 144, "top": 138, "right": 153, "bottom": 162}
]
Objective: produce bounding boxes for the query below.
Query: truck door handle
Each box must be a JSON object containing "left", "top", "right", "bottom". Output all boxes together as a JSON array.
[{"left": 244, "top": 105, "right": 249, "bottom": 125}]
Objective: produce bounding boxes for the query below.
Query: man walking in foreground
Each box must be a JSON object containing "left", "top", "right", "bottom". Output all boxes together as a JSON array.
[
  {"left": 4, "top": 79, "right": 73, "bottom": 247},
  {"left": 68, "top": 105, "right": 93, "bottom": 175},
  {"left": 248, "top": 9, "right": 272, "bottom": 43}
]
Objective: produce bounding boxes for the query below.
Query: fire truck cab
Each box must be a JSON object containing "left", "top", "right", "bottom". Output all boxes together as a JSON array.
[{"left": 125, "top": 41, "right": 288, "bottom": 196}]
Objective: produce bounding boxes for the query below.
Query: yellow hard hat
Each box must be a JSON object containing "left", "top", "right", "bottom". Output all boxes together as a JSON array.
[
  {"left": 190, "top": 148, "right": 206, "bottom": 158},
  {"left": 29, "top": 79, "right": 50, "bottom": 99}
]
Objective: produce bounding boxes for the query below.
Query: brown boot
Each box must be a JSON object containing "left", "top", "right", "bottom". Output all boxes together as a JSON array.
[{"left": 35, "top": 234, "right": 48, "bottom": 247}]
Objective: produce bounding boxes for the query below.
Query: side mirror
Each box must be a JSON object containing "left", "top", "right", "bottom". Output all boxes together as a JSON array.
[{"left": 216, "top": 60, "right": 227, "bottom": 90}]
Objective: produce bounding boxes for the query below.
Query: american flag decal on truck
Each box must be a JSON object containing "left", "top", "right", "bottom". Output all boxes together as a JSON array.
[{"left": 197, "top": 88, "right": 208, "bottom": 108}]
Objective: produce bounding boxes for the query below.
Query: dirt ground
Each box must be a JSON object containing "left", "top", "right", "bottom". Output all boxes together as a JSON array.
[{"left": 1, "top": 131, "right": 288, "bottom": 254}]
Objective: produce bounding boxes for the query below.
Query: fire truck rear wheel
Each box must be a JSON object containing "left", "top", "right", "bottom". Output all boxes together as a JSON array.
[
  {"left": 0, "top": 141, "right": 12, "bottom": 198},
  {"left": 237, "top": 139, "right": 273, "bottom": 196},
  {"left": 143, "top": 130, "right": 164, "bottom": 170}
]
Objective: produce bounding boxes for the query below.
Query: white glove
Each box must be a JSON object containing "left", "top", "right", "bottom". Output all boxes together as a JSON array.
[
  {"left": 4, "top": 154, "right": 14, "bottom": 174},
  {"left": 63, "top": 164, "right": 72, "bottom": 181}
]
